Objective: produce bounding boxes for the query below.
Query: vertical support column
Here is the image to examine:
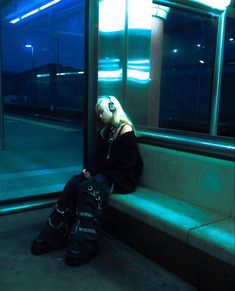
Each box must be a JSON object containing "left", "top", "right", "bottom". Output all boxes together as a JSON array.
[
  {"left": 0, "top": 14, "right": 4, "bottom": 151},
  {"left": 148, "top": 4, "right": 169, "bottom": 127},
  {"left": 122, "top": 0, "right": 128, "bottom": 107},
  {"left": 0, "top": 75, "right": 4, "bottom": 151},
  {"left": 210, "top": 11, "right": 227, "bottom": 135},
  {"left": 83, "top": 0, "right": 99, "bottom": 168}
]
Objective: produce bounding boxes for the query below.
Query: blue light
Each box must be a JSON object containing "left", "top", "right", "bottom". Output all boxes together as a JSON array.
[
  {"left": 10, "top": 18, "right": 20, "bottom": 24},
  {"left": 10, "top": 0, "right": 61, "bottom": 24},
  {"left": 197, "top": 44, "right": 201, "bottom": 47},
  {"left": 40, "top": 0, "right": 61, "bottom": 10},
  {"left": 173, "top": 49, "right": 178, "bottom": 53},
  {"left": 21, "top": 9, "right": 39, "bottom": 20}
]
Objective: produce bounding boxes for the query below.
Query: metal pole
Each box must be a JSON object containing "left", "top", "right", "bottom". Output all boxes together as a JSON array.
[
  {"left": 210, "top": 11, "right": 227, "bottom": 135},
  {"left": 83, "top": 0, "right": 99, "bottom": 168},
  {"left": 0, "top": 11, "right": 5, "bottom": 151},
  {"left": 122, "top": 0, "right": 128, "bottom": 106}
]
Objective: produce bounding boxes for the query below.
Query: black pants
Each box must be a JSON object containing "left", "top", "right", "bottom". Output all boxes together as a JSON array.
[{"left": 39, "top": 173, "right": 113, "bottom": 248}]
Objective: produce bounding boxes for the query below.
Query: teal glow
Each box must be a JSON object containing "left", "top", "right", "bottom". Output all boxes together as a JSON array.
[
  {"left": 127, "top": 70, "right": 150, "bottom": 83},
  {"left": 127, "top": 59, "right": 150, "bottom": 83},
  {"left": 36, "top": 74, "right": 50, "bottom": 78},
  {"left": 137, "top": 130, "right": 235, "bottom": 151},
  {"left": 98, "top": 69, "right": 123, "bottom": 82},
  {"left": 36, "top": 71, "right": 84, "bottom": 78},
  {"left": 191, "top": 0, "right": 231, "bottom": 10},
  {"left": 98, "top": 58, "right": 151, "bottom": 83}
]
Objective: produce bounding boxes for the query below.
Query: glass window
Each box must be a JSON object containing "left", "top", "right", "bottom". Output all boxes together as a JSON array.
[
  {"left": 157, "top": 7, "right": 217, "bottom": 133},
  {"left": 0, "top": 0, "right": 85, "bottom": 202},
  {"left": 218, "top": 8, "right": 235, "bottom": 137}
]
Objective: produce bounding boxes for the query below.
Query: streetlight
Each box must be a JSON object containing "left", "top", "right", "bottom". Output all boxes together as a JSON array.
[
  {"left": 25, "top": 44, "right": 37, "bottom": 106},
  {"left": 25, "top": 44, "right": 35, "bottom": 74}
]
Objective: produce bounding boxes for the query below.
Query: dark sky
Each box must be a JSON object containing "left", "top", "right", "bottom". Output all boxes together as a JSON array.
[{"left": 2, "top": 0, "right": 85, "bottom": 73}]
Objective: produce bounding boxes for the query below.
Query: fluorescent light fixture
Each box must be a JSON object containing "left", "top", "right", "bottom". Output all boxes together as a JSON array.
[
  {"left": 229, "top": 37, "right": 234, "bottom": 41},
  {"left": 37, "top": 74, "right": 50, "bottom": 78},
  {"left": 128, "top": 0, "right": 152, "bottom": 29},
  {"left": 99, "top": 0, "right": 125, "bottom": 32},
  {"left": 40, "top": 0, "right": 61, "bottom": 10},
  {"left": 25, "top": 44, "right": 33, "bottom": 48},
  {"left": 10, "top": 18, "right": 20, "bottom": 24},
  {"left": 37, "top": 71, "right": 84, "bottom": 78},
  {"left": 191, "top": 0, "right": 231, "bottom": 10},
  {"left": 199, "top": 60, "right": 205, "bottom": 64},
  {"left": 99, "top": 0, "right": 152, "bottom": 32},
  {"left": 10, "top": 0, "right": 61, "bottom": 24},
  {"left": 56, "top": 71, "right": 84, "bottom": 76},
  {"left": 21, "top": 9, "right": 39, "bottom": 20}
]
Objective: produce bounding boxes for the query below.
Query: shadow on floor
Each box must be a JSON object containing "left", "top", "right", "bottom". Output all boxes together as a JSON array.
[{"left": 0, "top": 208, "right": 198, "bottom": 291}]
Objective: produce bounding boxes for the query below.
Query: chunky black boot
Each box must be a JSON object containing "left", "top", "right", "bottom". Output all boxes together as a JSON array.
[
  {"left": 65, "top": 239, "right": 99, "bottom": 266},
  {"left": 31, "top": 204, "right": 75, "bottom": 255},
  {"left": 65, "top": 210, "right": 99, "bottom": 266}
]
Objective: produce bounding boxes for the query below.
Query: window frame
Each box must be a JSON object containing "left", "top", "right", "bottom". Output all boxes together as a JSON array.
[{"left": 135, "top": 0, "right": 235, "bottom": 160}]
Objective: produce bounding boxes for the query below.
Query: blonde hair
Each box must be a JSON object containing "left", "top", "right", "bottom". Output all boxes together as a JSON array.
[{"left": 96, "top": 95, "right": 133, "bottom": 128}]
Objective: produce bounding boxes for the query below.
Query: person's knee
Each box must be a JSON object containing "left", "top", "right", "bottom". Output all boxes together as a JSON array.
[{"left": 78, "top": 178, "right": 93, "bottom": 194}]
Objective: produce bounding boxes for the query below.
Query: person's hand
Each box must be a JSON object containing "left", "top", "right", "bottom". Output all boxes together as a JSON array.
[{"left": 82, "top": 169, "right": 91, "bottom": 178}]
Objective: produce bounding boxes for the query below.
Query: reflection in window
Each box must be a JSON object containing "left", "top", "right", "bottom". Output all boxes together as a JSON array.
[
  {"left": 0, "top": 0, "right": 85, "bottom": 201},
  {"left": 218, "top": 15, "right": 235, "bottom": 137},
  {"left": 158, "top": 8, "right": 217, "bottom": 133},
  {"left": 2, "top": 0, "right": 85, "bottom": 120}
]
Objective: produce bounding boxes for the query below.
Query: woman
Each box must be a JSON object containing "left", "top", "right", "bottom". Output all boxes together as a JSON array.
[{"left": 31, "top": 95, "right": 143, "bottom": 266}]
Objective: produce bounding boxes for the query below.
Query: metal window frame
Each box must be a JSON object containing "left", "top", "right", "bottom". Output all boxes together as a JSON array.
[
  {"left": 83, "top": 0, "right": 99, "bottom": 168},
  {"left": 152, "top": 1, "right": 225, "bottom": 136},
  {"left": 140, "top": 0, "right": 235, "bottom": 159}
]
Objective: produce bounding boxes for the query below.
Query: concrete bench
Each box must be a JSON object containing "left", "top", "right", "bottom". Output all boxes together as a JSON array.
[{"left": 109, "top": 143, "right": 235, "bottom": 266}]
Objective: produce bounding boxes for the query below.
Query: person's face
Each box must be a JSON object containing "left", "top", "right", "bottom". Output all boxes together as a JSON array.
[{"left": 96, "top": 107, "right": 113, "bottom": 124}]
